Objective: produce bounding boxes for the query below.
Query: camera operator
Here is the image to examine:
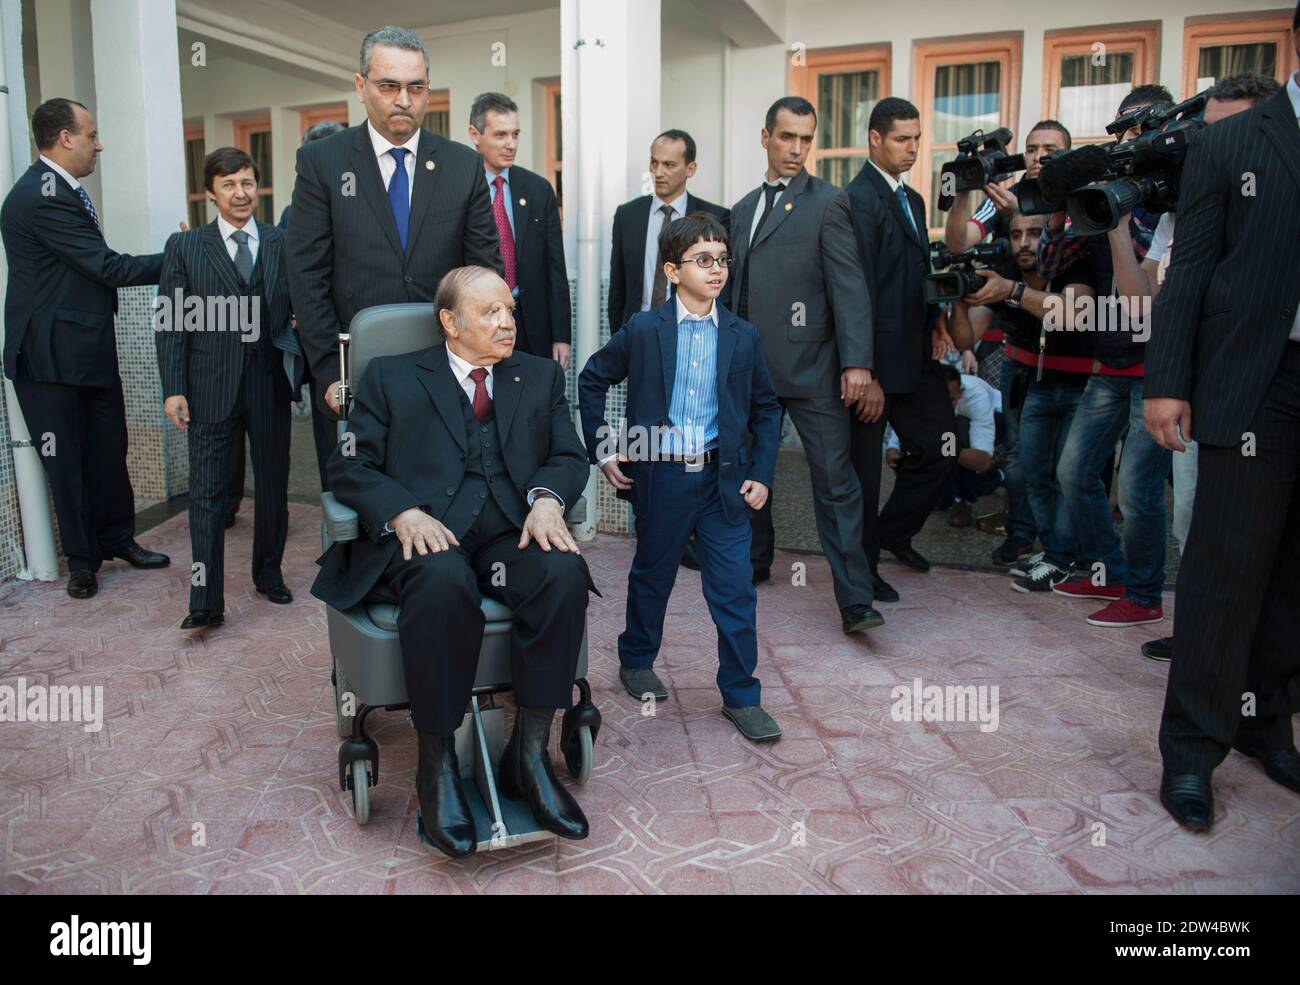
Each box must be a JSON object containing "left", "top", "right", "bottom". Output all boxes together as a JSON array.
[
  {"left": 949, "top": 211, "right": 1097, "bottom": 590},
  {"left": 1009, "top": 85, "right": 1175, "bottom": 631},
  {"left": 1113, "top": 73, "right": 1281, "bottom": 663},
  {"left": 943, "top": 121, "right": 1072, "bottom": 567}
]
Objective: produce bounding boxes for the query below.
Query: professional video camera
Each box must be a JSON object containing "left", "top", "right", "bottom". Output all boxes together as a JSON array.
[
  {"left": 1014, "top": 91, "right": 1209, "bottom": 233},
  {"left": 924, "top": 239, "right": 1012, "bottom": 304},
  {"left": 939, "top": 127, "right": 1027, "bottom": 200}
]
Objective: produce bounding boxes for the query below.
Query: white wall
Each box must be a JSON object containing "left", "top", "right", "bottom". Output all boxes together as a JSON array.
[{"left": 659, "top": 0, "right": 728, "bottom": 203}]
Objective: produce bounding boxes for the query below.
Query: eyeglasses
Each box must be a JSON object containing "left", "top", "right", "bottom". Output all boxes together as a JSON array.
[
  {"left": 676, "top": 253, "right": 733, "bottom": 269},
  {"left": 365, "top": 77, "right": 430, "bottom": 98}
]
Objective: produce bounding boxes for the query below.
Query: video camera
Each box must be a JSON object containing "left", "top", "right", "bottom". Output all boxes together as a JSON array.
[
  {"left": 924, "top": 239, "right": 1012, "bottom": 304},
  {"left": 1015, "top": 91, "right": 1209, "bottom": 233},
  {"left": 939, "top": 127, "right": 1026, "bottom": 200}
]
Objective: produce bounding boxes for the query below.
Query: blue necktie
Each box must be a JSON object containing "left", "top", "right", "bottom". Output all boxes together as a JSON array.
[
  {"left": 387, "top": 147, "right": 410, "bottom": 252},
  {"left": 76, "top": 186, "right": 101, "bottom": 233},
  {"left": 896, "top": 184, "right": 918, "bottom": 238}
]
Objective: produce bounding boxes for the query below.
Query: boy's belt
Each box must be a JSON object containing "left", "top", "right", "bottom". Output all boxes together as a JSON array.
[
  {"left": 659, "top": 449, "right": 719, "bottom": 465},
  {"left": 1004, "top": 343, "right": 1144, "bottom": 378}
]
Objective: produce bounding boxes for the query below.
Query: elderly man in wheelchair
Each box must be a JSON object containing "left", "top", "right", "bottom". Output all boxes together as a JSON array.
[{"left": 311, "top": 266, "right": 598, "bottom": 858}]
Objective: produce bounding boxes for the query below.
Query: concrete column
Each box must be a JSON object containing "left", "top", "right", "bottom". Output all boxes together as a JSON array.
[
  {"left": 34, "top": 0, "right": 100, "bottom": 204},
  {"left": 272, "top": 103, "right": 298, "bottom": 225}
]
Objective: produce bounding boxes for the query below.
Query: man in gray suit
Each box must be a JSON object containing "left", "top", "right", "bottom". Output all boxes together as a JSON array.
[{"left": 731, "top": 96, "right": 884, "bottom": 633}]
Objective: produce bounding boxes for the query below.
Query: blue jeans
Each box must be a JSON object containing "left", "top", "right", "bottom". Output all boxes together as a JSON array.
[
  {"left": 1056, "top": 376, "right": 1170, "bottom": 607},
  {"left": 1020, "top": 382, "right": 1085, "bottom": 571},
  {"left": 1000, "top": 354, "right": 1035, "bottom": 542}
]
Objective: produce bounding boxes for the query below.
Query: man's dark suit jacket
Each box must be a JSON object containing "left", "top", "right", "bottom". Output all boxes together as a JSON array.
[
  {"left": 155, "top": 220, "right": 304, "bottom": 421},
  {"left": 729, "top": 168, "right": 871, "bottom": 398},
  {"left": 1147, "top": 85, "right": 1300, "bottom": 447},
  {"left": 311, "top": 343, "right": 589, "bottom": 611},
  {"left": 845, "top": 161, "right": 939, "bottom": 396},
  {"left": 1, "top": 162, "right": 162, "bottom": 387},
  {"left": 577, "top": 299, "right": 782, "bottom": 524},
  {"left": 491, "top": 165, "right": 570, "bottom": 357},
  {"left": 607, "top": 193, "right": 730, "bottom": 331},
  {"left": 286, "top": 124, "right": 503, "bottom": 407}
]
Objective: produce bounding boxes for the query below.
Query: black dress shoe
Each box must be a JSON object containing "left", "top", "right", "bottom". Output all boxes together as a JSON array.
[
  {"left": 1141, "top": 636, "right": 1173, "bottom": 662},
  {"left": 498, "top": 706, "right": 588, "bottom": 840},
  {"left": 841, "top": 604, "right": 885, "bottom": 634},
  {"left": 884, "top": 541, "right": 930, "bottom": 573},
  {"left": 872, "top": 571, "right": 899, "bottom": 603},
  {"left": 257, "top": 582, "right": 293, "bottom": 605},
  {"left": 1159, "top": 770, "right": 1214, "bottom": 832},
  {"left": 1233, "top": 736, "right": 1300, "bottom": 794},
  {"left": 680, "top": 540, "right": 701, "bottom": 571},
  {"left": 67, "top": 570, "right": 98, "bottom": 599},
  {"left": 752, "top": 567, "right": 771, "bottom": 585},
  {"left": 111, "top": 541, "right": 170, "bottom": 569},
  {"left": 415, "top": 730, "right": 476, "bottom": 858},
  {"left": 180, "top": 610, "right": 224, "bottom": 630}
]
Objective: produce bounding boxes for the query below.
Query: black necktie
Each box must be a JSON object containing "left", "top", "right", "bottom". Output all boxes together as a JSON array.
[
  {"left": 737, "top": 182, "right": 782, "bottom": 320},
  {"left": 750, "top": 182, "right": 781, "bottom": 246},
  {"left": 649, "top": 203, "right": 675, "bottom": 308}
]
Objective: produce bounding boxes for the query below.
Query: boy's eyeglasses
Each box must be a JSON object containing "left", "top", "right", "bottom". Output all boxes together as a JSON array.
[
  {"left": 366, "top": 78, "right": 430, "bottom": 98},
  {"left": 676, "top": 253, "right": 733, "bottom": 269}
]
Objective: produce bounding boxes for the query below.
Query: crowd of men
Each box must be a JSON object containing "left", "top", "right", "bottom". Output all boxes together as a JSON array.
[{"left": 1, "top": 12, "right": 1296, "bottom": 847}]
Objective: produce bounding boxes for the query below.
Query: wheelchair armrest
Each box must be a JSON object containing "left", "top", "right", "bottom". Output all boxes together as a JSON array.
[
  {"left": 321, "top": 491, "right": 359, "bottom": 543},
  {"left": 565, "top": 495, "right": 586, "bottom": 530}
]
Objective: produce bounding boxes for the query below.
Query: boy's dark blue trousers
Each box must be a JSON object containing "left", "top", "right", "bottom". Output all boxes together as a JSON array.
[{"left": 618, "top": 459, "right": 761, "bottom": 708}]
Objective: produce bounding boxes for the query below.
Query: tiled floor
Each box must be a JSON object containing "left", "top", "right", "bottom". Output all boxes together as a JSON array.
[{"left": 0, "top": 502, "right": 1296, "bottom": 894}]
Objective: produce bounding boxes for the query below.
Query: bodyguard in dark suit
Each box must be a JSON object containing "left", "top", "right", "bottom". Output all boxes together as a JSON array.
[
  {"left": 1142, "top": 30, "right": 1300, "bottom": 831},
  {"left": 312, "top": 266, "right": 595, "bottom": 858},
  {"left": 467, "top": 92, "right": 571, "bottom": 366},
  {"left": 156, "top": 148, "right": 304, "bottom": 630},
  {"left": 607, "top": 129, "right": 730, "bottom": 331},
  {"left": 846, "top": 97, "right": 957, "bottom": 582},
  {"left": 1, "top": 98, "right": 170, "bottom": 599},
  {"left": 287, "top": 26, "right": 502, "bottom": 422},
  {"left": 730, "top": 97, "right": 883, "bottom": 633}
]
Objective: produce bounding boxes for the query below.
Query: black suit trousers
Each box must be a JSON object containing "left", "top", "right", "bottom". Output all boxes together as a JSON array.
[
  {"left": 13, "top": 379, "right": 136, "bottom": 571},
  {"left": 188, "top": 353, "right": 291, "bottom": 611},
  {"left": 852, "top": 364, "right": 958, "bottom": 566},
  {"left": 379, "top": 495, "right": 590, "bottom": 736},
  {"left": 1159, "top": 342, "right": 1300, "bottom": 773}
]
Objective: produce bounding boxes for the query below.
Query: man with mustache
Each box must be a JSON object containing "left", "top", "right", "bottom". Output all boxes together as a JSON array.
[
  {"left": 312, "top": 266, "right": 596, "bottom": 857},
  {"left": 287, "top": 25, "right": 502, "bottom": 447}
]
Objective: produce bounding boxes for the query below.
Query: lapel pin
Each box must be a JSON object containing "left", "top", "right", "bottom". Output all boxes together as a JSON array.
[
  {"left": 514, "top": 376, "right": 520, "bottom": 382},
  {"left": 426, "top": 160, "right": 435, "bottom": 171},
  {"left": 784, "top": 202, "right": 793, "bottom": 211},
  {"left": 519, "top": 197, "right": 527, "bottom": 206}
]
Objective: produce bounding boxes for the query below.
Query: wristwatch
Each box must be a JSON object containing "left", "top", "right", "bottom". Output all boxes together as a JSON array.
[{"left": 1006, "top": 281, "right": 1027, "bottom": 308}]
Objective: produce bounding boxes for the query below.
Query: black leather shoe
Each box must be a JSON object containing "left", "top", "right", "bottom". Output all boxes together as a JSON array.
[
  {"left": 680, "top": 540, "right": 701, "bottom": 571},
  {"left": 498, "top": 706, "right": 588, "bottom": 840},
  {"left": 1233, "top": 736, "right": 1300, "bottom": 795},
  {"left": 415, "top": 730, "right": 476, "bottom": 858},
  {"left": 884, "top": 541, "right": 930, "bottom": 573},
  {"left": 257, "top": 582, "right": 293, "bottom": 605},
  {"left": 752, "top": 567, "right": 771, "bottom": 585},
  {"left": 841, "top": 604, "right": 885, "bottom": 633},
  {"left": 111, "top": 542, "right": 170, "bottom": 569},
  {"left": 1159, "top": 770, "right": 1214, "bottom": 832},
  {"left": 180, "top": 609, "right": 224, "bottom": 630},
  {"left": 1142, "top": 636, "right": 1173, "bottom": 662},
  {"left": 67, "top": 570, "right": 98, "bottom": 599},
  {"left": 872, "top": 571, "right": 899, "bottom": 603}
]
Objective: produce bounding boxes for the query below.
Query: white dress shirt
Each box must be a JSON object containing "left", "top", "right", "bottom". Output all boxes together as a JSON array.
[
  {"left": 748, "top": 173, "right": 792, "bottom": 246},
  {"left": 867, "top": 158, "right": 904, "bottom": 193},
  {"left": 641, "top": 190, "right": 688, "bottom": 310},
  {"left": 367, "top": 120, "right": 419, "bottom": 205},
  {"left": 38, "top": 154, "right": 80, "bottom": 190},
  {"left": 216, "top": 214, "right": 259, "bottom": 264}
]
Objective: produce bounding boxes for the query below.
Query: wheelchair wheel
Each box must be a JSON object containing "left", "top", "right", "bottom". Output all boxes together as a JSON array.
[
  {"left": 347, "top": 758, "right": 371, "bottom": 825},
  {"left": 333, "top": 656, "right": 354, "bottom": 739},
  {"left": 562, "top": 724, "right": 594, "bottom": 784}
]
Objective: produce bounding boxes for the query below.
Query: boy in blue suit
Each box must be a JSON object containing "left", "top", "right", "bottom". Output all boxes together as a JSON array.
[{"left": 579, "top": 213, "right": 783, "bottom": 741}]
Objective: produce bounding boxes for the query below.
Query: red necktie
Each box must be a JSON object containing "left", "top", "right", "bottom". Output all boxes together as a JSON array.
[
  {"left": 492, "top": 175, "right": 517, "bottom": 290},
  {"left": 469, "top": 367, "right": 492, "bottom": 422}
]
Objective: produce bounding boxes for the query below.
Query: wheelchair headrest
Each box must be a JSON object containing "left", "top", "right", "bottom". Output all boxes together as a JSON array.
[{"left": 346, "top": 303, "right": 442, "bottom": 389}]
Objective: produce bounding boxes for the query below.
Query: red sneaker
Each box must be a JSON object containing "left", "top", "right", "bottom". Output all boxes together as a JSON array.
[
  {"left": 1052, "top": 575, "right": 1125, "bottom": 601},
  {"left": 1086, "top": 598, "right": 1164, "bottom": 628}
]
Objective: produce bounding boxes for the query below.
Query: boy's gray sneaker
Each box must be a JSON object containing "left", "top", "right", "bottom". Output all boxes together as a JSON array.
[
  {"left": 619, "top": 666, "right": 668, "bottom": 702},
  {"left": 722, "top": 705, "right": 782, "bottom": 742}
]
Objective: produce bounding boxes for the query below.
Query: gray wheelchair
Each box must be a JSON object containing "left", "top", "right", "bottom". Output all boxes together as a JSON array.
[{"left": 318, "top": 303, "right": 600, "bottom": 850}]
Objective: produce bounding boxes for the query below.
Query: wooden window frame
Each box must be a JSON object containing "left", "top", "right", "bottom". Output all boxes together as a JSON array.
[
  {"left": 1042, "top": 24, "right": 1159, "bottom": 145},
  {"left": 1182, "top": 15, "right": 1297, "bottom": 98},
  {"left": 789, "top": 43, "right": 891, "bottom": 183},
  {"left": 299, "top": 102, "right": 348, "bottom": 138},
  {"left": 183, "top": 122, "right": 207, "bottom": 227},
  {"left": 232, "top": 114, "right": 274, "bottom": 220},
  {"left": 544, "top": 80, "right": 562, "bottom": 204},
  {"left": 913, "top": 35, "right": 1022, "bottom": 237},
  {"left": 422, "top": 88, "right": 451, "bottom": 137}
]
